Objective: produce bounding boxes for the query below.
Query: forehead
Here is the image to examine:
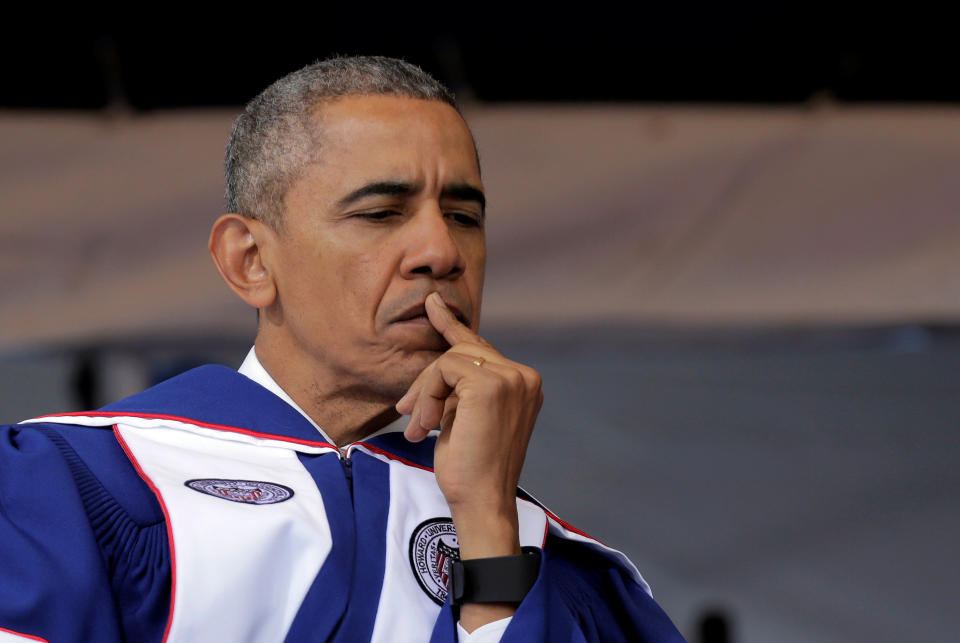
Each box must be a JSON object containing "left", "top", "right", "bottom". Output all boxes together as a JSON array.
[{"left": 299, "top": 95, "right": 481, "bottom": 199}]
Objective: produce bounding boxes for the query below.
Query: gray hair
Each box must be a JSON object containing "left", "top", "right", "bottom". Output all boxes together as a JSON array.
[{"left": 225, "top": 56, "right": 459, "bottom": 228}]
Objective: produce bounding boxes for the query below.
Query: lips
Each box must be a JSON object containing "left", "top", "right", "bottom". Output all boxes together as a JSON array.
[
  {"left": 394, "top": 304, "right": 430, "bottom": 323},
  {"left": 392, "top": 299, "right": 469, "bottom": 326}
]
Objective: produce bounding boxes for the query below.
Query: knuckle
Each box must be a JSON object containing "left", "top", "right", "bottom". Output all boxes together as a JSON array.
[
  {"left": 415, "top": 360, "right": 438, "bottom": 380},
  {"left": 483, "top": 372, "right": 510, "bottom": 396},
  {"left": 518, "top": 365, "right": 542, "bottom": 390},
  {"left": 503, "top": 368, "right": 525, "bottom": 388},
  {"left": 528, "top": 369, "right": 543, "bottom": 390}
]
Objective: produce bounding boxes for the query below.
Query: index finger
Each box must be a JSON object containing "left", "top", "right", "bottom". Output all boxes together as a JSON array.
[{"left": 425, "top": 292, "right": 492, "bottom": 349}]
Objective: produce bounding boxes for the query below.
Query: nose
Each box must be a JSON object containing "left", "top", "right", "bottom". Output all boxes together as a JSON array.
[{"left": 399, "top": 207, "right": 465, "bottom": 280}]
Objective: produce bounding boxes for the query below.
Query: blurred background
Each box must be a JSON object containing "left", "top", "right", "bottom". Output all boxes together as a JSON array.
[{"left": 2, "top": 4, "right": 958, "bottom": 641}]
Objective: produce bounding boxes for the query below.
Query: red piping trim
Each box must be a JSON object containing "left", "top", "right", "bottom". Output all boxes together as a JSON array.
[
  {"left": 35, "top": 411, "right": 336, "bottom": 450},
  {"left": 351, "top": 442, "right": 434, "bottom": 472},
  {"left": 0, "top": 626, "right": 49, "bottom": 642},
  {"left": 113, "top": 425, "right": 176, "bottom": 643},
  {"left": 544, "top": 509, "right": 605, "bottom": 545}
]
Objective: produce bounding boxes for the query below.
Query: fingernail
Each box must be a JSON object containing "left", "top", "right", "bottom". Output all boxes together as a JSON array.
[{"left": 429, "top": 292, "right": 448, "bottom": 310}]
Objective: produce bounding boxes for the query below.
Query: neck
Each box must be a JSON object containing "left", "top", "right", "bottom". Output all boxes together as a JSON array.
[{"left": 254, "top": 333, "right": 401, "bottom": 448}]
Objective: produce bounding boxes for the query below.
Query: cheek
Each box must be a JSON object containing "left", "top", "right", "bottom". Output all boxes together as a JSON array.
[
  {"left": 464, "top": 240, "right": 486, "bottom": 288},
  {"left": 275, "top": 243, "right": 350, "bottom": 326},
  {"left": 273, "top": 245, "right": 319, "bottom": 306},
  {"left": 339, "top": 253, "right": 394, "bottom": 316}
]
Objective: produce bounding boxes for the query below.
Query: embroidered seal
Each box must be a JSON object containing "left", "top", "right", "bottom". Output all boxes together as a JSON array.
[
  {"left": 184, "top": 479, "right": 294, "bottom": 505},
  {"left": 409, "top": 517, "right": 460, "bottom": 605}
]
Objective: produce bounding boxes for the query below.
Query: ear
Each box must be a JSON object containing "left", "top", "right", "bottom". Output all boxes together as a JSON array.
[{"left": 208, "top": 214, "right": 277, "bottom": 309}]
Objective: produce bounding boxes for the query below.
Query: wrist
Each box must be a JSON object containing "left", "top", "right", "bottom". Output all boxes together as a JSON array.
[{"left": 450, "top": 505, "right": 520, "bottom": 560}]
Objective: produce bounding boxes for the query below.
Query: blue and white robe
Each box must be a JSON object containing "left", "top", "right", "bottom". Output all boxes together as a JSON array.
[{"left": 0, "top": 365, "right": 685, "bottom": 642}]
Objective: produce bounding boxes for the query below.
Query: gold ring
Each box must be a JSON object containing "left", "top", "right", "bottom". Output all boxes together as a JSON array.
[{"left": 472, "top": 357, "right": 485, "bottom": 367}]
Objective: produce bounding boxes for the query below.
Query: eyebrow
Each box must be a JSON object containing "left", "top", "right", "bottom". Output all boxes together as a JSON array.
[
  {"left": 442, "top": 183, "right": 486, "bottom": 212},
  {"left": 337, "top": 181, "right": 417, "bottom": 207},
  {"left": 337, "top": 180, "right": 486, "bottom": 213}
]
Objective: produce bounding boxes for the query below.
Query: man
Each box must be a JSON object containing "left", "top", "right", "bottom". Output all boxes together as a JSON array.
[{"left": 0, "top": 57, "right": 685, "bottom": 642}]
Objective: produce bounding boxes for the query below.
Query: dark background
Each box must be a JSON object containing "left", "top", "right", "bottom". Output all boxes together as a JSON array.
[{"left": 5, "top": 4, "right": 957, "bottom": 109}]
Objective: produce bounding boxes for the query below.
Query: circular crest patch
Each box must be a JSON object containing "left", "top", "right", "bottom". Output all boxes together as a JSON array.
[
  {"left": 184, "top": 478, "right": 294, "bottom": 505},
  {"left": 409, "top": 517, "right": 460, "bottom": 605}
]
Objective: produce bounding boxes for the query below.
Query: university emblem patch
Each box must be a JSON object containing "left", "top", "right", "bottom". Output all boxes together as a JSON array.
[
  {"left": 409, "top": 518, "right": 460, "bottom": 605},
  {"left": 184, "top": 479, "right": 294, "bottom": 505}
]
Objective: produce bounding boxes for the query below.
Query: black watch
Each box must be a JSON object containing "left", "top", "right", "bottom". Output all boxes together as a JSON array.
[{"left": 448, "top": 547, "right": 541, "bottom": 606}]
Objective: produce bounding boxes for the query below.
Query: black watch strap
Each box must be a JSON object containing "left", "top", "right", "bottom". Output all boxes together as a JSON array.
[{"left": 448, "top": 547, "right": 541, "bottom": 605}]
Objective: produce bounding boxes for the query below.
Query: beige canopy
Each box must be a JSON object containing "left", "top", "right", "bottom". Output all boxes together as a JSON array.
[{"left": 2, "top": 104, "right": 959, "bottom": 351}]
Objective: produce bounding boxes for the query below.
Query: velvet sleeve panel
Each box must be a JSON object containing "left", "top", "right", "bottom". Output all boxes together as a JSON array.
[
  {"left": 0, "top": 423, "right": 170, "bottom": 642},
  {"left": 430, "top": 533, "right": 686, "bottom": 643}
]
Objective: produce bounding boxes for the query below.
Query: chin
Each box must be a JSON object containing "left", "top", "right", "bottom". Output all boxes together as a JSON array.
[
  {"left": 366, "top": 349, "right": 443, "bottom": 400},
  {"left": 401, "top": 348, "right": 444, "bottom": 377}
]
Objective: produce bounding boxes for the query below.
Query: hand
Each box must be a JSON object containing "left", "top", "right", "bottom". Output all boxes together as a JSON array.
[
  {"left": 396, "top": 292, "right": 544, "bottom": 631},
  {"left": 395, "top": 292, "right": 544, "bottom": 560}
]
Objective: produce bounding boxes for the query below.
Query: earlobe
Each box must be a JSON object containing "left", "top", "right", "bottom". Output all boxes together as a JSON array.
[{"left": 208, "top": 214, "right": 278, "bottom": 309}]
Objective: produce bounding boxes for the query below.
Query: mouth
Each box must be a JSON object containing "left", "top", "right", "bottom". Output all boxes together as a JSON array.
[{"left": 391, "top": 300, "right": 469, "bottom": 327}]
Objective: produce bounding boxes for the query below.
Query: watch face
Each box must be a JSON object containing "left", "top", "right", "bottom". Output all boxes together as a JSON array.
[{"left": 409, "top": 517, "right": 461, "bottom": 605}]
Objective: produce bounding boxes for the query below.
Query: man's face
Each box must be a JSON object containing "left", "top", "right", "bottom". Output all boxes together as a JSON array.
[{"left": 265, "top": 95, "right": 485, "bottom": 400}]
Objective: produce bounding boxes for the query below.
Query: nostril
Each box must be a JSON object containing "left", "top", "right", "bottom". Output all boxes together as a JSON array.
[{"left": 408, "top": 265, "right": 464, "bottom": 278}]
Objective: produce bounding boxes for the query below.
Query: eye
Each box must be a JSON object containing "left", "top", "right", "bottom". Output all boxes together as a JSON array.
[
  {"left": 356, "top": 210, "right": 401, "bottom": 222},
  {"left": 448, "top": 212, "right": 483, "bottom": 228}
]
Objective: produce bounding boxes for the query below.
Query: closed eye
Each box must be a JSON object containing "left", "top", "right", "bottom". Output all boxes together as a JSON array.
[
  {"left": 448, "top": 212, "right": 483, "bottom": 228},
  {"left": 356, "top": 210, "right": 402, "bottom": 222}
]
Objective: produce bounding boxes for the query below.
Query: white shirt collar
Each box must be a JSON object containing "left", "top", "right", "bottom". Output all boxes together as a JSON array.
[{"left": 237, "top": 346, "right": 407, "bottom": 445}]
